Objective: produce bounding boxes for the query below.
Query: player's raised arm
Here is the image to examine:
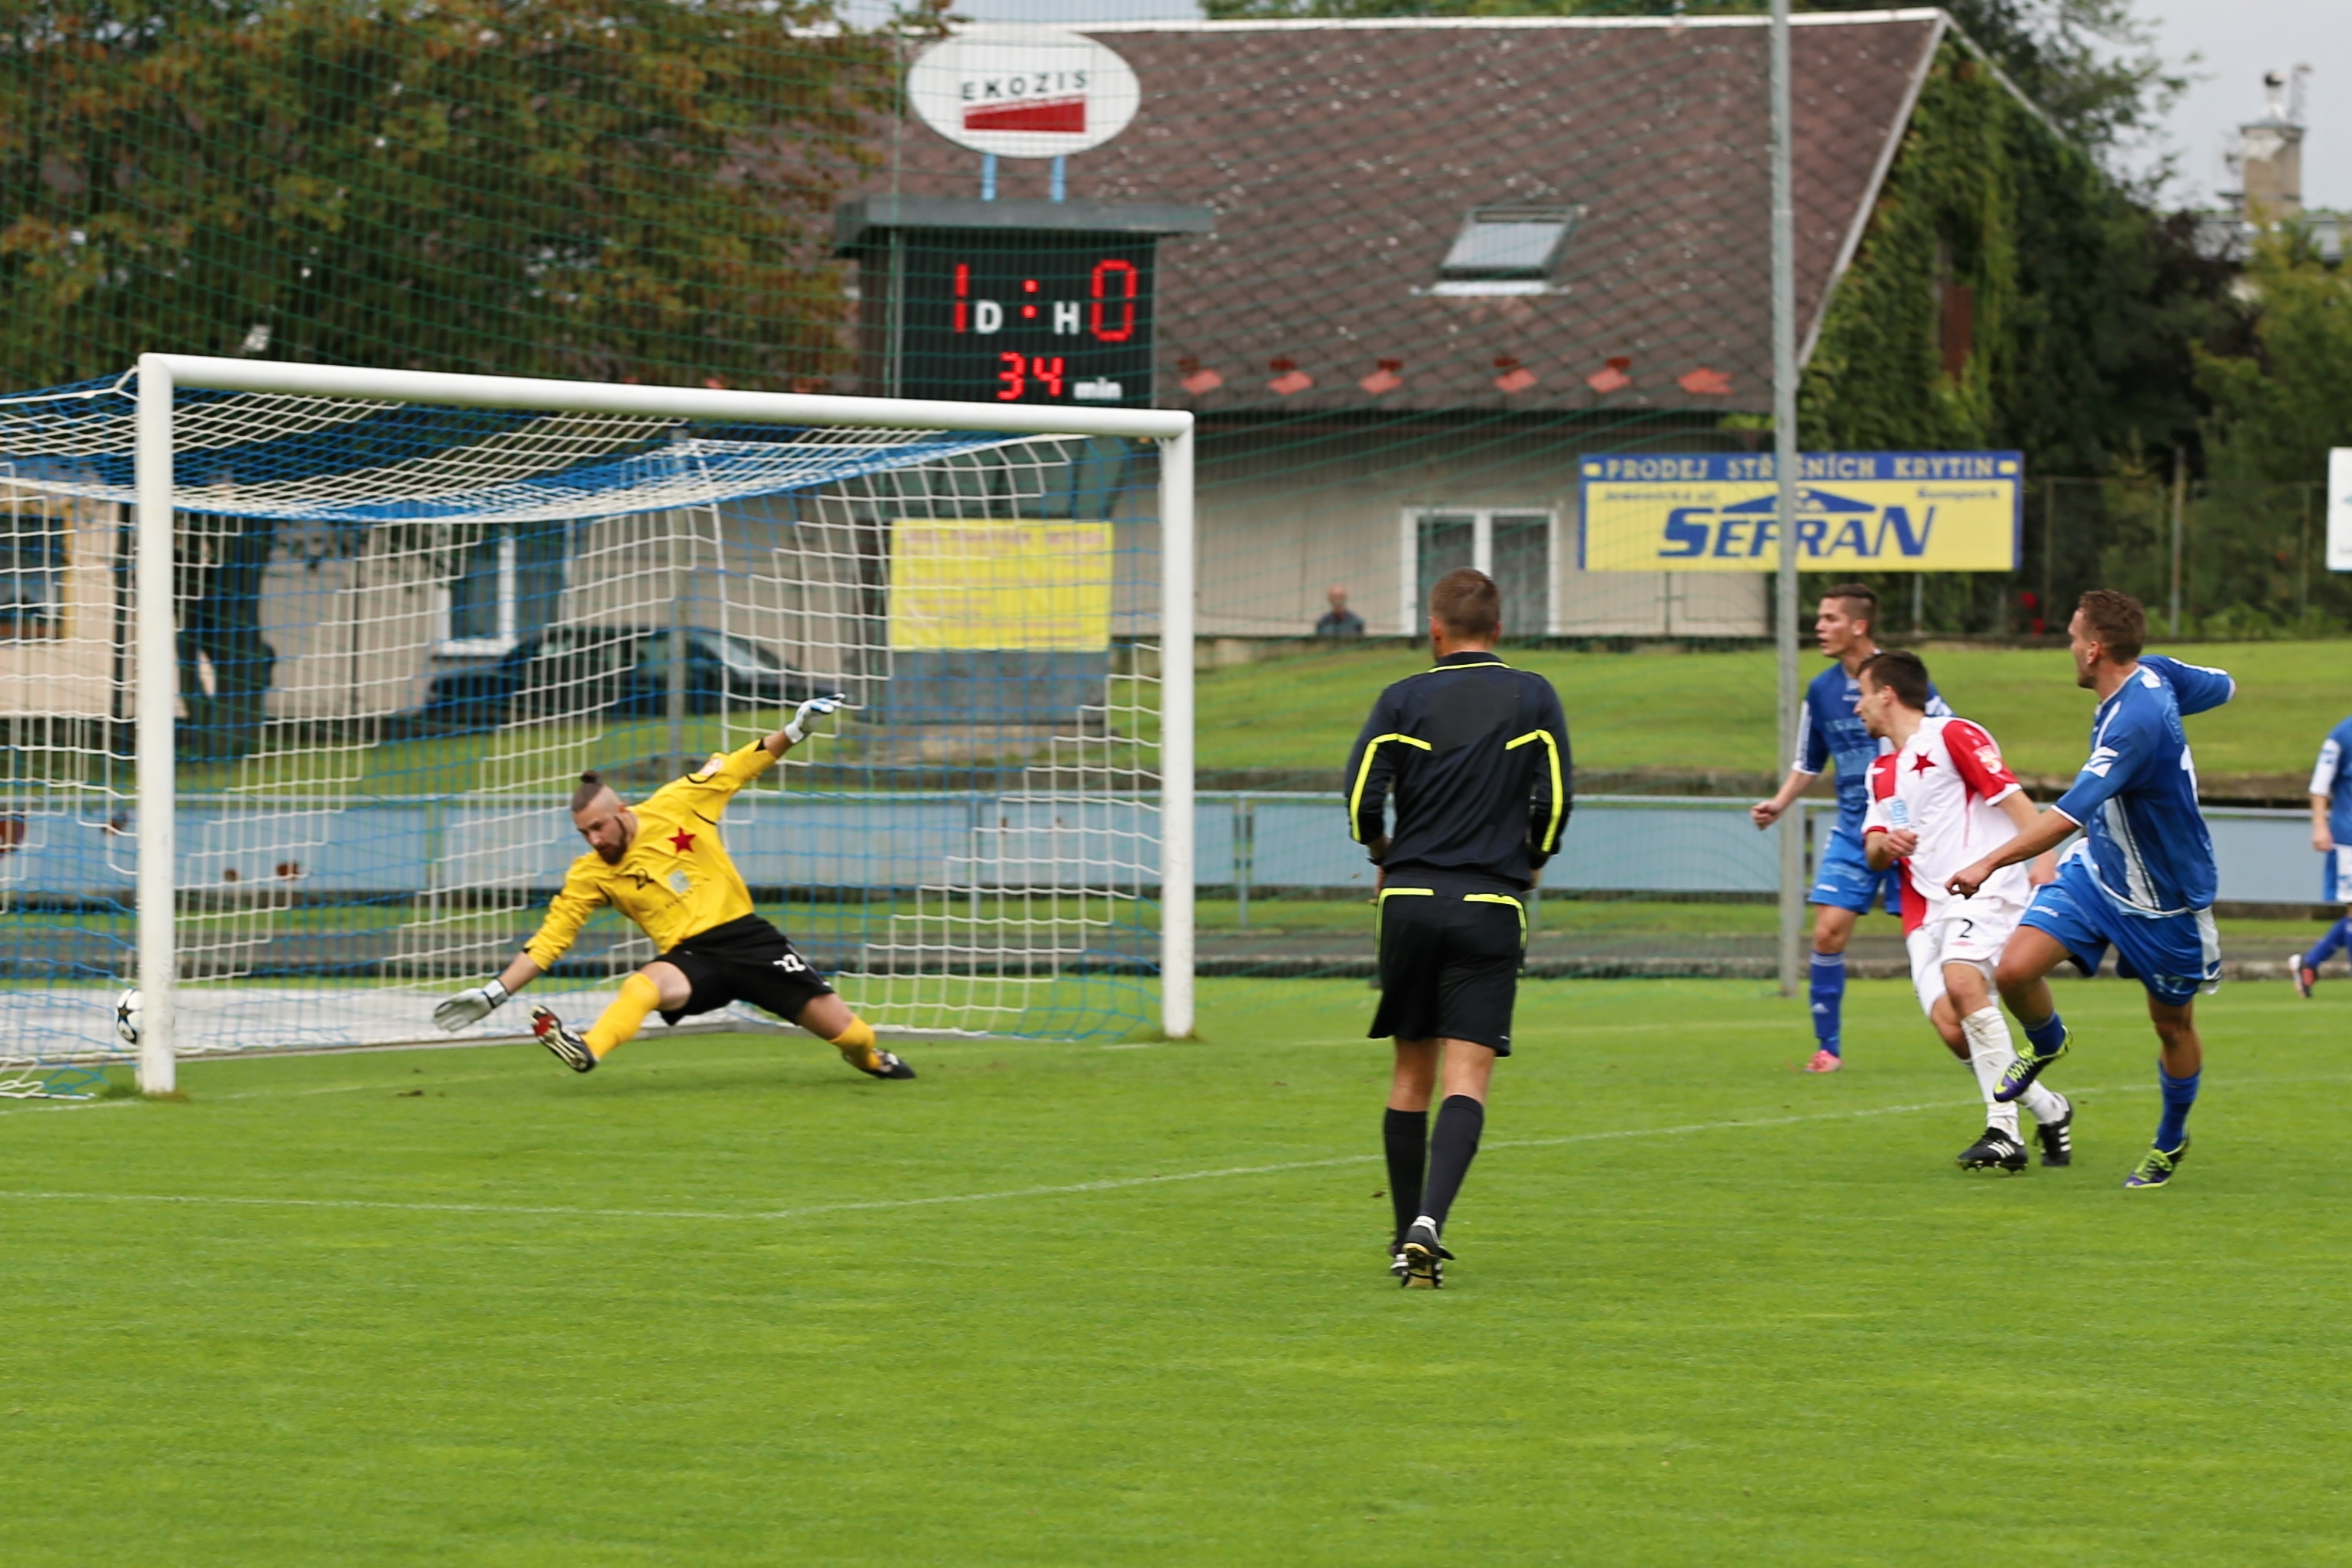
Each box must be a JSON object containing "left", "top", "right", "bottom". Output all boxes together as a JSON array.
[{"left": 2141, "top": 654, "right": 2235, "bottom": 716}]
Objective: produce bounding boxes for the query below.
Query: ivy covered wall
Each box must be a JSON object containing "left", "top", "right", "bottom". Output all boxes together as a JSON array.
[{"left": 1796, "top": 40, "right": 2236, "bottom": 633}]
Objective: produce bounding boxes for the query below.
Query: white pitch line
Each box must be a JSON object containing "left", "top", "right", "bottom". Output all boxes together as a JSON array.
[
  {"left": 7, "top": 1071, "right": 2344, "bottom": 1227},
  {"left": 0, "top": 1078, "right": 2164, "bottom": 1226}
]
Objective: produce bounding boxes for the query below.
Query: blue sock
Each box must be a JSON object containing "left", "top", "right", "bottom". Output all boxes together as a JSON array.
[
  {"left": 1809, "top": 952, "right": 1845, "bottom": 1055},
  {"left": 2304, "top": 917, "right": 2352, "bottom": 971},
  {"left": 2022, "top": 1012, "right": 2066, "bottom": 1057},
  {"left": 2155, "top": 1065, "right": 2200, "bottom": 1151}
]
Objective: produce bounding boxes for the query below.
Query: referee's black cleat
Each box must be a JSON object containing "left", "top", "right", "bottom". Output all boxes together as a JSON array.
[
  {"left": 1400, "top": 1220, "right": 1453, "bottom": 1289},
  {"left": 530, "top": 1005, "right": 596, "bottom": 1073},
  {"left": 2035, "top": 1095, "right": 2074, "bottom": 1168},
  {"left": 1389, "top": 1238, "right": 1411, "bottom": 1284},
  {"left": 851, "top": 1048, "right": 916, "bottom": 1080},
  {"left": 1957, "top": 1127, "right": 2030, "bottom": 1173}
]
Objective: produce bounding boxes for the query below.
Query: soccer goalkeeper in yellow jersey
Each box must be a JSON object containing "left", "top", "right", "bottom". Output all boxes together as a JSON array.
[{"left": 430, "top": 694, "right": 914, "bottom": 1081}]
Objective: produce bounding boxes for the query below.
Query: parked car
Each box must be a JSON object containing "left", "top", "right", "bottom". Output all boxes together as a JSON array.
[{"left": 418, "top": 625, "right": 821, "bottom": 729}]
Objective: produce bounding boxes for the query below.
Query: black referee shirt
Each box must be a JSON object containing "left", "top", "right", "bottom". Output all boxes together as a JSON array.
[{"left": 1344, "top": 651, "right": 1572, "bottom": 888}]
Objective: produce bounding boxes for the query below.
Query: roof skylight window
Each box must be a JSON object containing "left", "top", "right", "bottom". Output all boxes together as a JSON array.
[{"left": 1428, "top": 205, "right": 1580, "bottom": 297}]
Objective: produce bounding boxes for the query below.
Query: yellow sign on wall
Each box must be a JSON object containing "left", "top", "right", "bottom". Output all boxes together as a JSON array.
[
  {"left": 1578, "top": 452, "right": 2021, "bottom": 572},
  {"left": 889, "top": 520, "right": 1115, "bottom": 649}
]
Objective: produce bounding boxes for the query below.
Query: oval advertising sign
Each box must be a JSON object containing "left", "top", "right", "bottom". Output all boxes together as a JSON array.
[{"left": 906, "top": 26, "right": 1141, "bottom": 161}]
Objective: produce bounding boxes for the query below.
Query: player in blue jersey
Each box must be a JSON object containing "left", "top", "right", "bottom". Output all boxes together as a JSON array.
[
  {"left": 1752, "top": 583, "right": 1945, "bottom": 1071},
  {"left": 1947, "top": 590, "right": 2235, "bottom": 1189},
  {"left": 2291, "top": 713, "right": 2352, "bottom": 996}
]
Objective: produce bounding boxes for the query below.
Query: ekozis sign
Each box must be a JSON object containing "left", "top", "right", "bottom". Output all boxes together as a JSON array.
[{"left": 907, "top": 27, "right": 1142, "bottom": 159}]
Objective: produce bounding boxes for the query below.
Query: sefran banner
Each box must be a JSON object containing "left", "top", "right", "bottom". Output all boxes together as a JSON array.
[{"left": 1577, "top": 452, "right": 2021, "bottom": 572}]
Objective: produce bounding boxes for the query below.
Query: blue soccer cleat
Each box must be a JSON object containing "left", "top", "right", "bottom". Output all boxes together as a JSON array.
[
  {"left": 1994, "top": 1027, "right": 2069, "bottom": 1104},
  {"left": 2124, "top": 1137, "right": 2189, "bottom": 1190}
]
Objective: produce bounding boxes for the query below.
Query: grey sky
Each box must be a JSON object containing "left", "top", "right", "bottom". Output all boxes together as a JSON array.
[
  {"left": 857, "top": 1, "right": 2352, "bottom": 211},
  {"left": 2139, "top": 0, "right": 2352, "bottom": 209}
]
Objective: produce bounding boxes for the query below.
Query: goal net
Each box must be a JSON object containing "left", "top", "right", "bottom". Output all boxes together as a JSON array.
[{"left": 0, "top": 357, "right": 1194, "bottom": 1094}]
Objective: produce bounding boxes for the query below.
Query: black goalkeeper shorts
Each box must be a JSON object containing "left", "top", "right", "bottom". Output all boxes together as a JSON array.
[
  {"left": 655, "top": 914, "right": 834, "bottom": 1027},
  {"left": 1367, "top": 871, "right": 1527, "bottom": 1055}
]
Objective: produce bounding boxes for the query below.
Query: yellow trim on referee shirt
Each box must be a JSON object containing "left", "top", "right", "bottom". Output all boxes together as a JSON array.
[
  {"left": 1463, "top": 891, "right": 1526, "bottom": 939},
  {"left": 1424, "top": 660, "right": 1509, "bottom": 673},
  {"left": 1348, "top": 733, "right": 1433, "bottom": 841},
  {"left": 1505, "top": 729, "right": 1566, "bottom": 853}
]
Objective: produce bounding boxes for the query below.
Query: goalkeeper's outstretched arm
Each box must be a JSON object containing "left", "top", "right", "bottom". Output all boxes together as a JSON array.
[{"left": 432, "top": 952, "right": 547, "bottom": 1032}]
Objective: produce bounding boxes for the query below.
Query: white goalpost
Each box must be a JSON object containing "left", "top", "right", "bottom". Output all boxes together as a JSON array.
[{"left": 6, "top": 354, "right": 1194, "bottom": 1094}]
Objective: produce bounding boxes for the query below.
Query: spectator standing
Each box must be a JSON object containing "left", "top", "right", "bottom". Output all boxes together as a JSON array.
[{"left": 1315, "top": 585, "right": 1367, "bottom": 636}]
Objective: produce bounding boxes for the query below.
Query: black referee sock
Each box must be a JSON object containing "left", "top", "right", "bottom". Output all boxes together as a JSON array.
[
  {"left": 1382, "top": 1107, "right": 1428, "bottom": 1244},
  {"left": 1418, "top": 1095, "right": 1486, "bottom": 1236}
]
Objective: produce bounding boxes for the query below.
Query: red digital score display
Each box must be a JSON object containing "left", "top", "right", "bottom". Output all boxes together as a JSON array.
[{"left": 900, "top": 236, "right": 1158, "bottom": 407}]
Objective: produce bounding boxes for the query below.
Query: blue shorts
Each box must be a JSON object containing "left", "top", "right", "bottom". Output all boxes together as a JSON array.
[
  {"left": 1809, "top": 819, "right": 1900, "bottom": 915},
  {"left": 2019, "top": 855, "right": 2220, "bottom": 1007}
]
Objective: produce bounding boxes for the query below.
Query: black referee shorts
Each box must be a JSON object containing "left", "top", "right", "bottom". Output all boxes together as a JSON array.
[
  {"left": 1367, "top": 871, "right": 1527, "bottom": 1055},
  {"left": 654, "top": 913, "right": 835, "bottom": 1028}
]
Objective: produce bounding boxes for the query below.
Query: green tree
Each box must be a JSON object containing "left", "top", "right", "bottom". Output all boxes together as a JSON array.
[
  {"left": 0, "top": 0, "right": 892, "bottom": 390},
  {"left": 2183, "top": 232, "right": 2352, "bottom": 632}
]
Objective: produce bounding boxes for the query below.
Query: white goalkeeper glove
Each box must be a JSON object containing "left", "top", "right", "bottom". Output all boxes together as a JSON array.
[
  {"left": 433, "top": 978, "right": 510, "bottom": 1033},
  {"left": 784, "top": 692, "right": 849, "bottom": 745}
]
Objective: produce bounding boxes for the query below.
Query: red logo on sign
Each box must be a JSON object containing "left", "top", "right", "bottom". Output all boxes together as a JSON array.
[{"left": 965, "top": 97, "right": 1086, "bottom": 135}]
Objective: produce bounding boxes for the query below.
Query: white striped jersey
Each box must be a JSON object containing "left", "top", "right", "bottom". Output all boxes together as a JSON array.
[{"left": 1862, "top": 715, "right": 2028, "bottom": 933}]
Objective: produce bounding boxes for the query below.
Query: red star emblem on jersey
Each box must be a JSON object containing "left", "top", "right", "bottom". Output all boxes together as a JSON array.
[
  {"left": 668, "top": 829, "right": 696, "bottom": 853},
  {"left": 1909, "top": 752, "right": 1937, "bottom": 774}
]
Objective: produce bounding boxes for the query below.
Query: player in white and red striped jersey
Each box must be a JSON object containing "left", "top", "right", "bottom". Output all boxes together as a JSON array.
[{"left": 1855, "top": 651, "right": 2073, "bottom": 1173}]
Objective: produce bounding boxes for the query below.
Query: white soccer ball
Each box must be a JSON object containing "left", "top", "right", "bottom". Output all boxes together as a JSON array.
[{"left": 114, "top": 987, "right": 141, "bottom": 1047}]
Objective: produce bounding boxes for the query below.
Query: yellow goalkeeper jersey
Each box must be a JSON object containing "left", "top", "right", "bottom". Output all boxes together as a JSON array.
[{"left": 523, "top": 740, "right": 779, "bottom": 969}]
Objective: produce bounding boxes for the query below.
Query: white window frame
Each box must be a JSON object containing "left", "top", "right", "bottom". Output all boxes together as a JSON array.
[
  {"left": 435, "top": 531, "right": 522, "bottom": 656},
  {"left": 1398, "top": 507, "right": 1559, "bottom": 635}
]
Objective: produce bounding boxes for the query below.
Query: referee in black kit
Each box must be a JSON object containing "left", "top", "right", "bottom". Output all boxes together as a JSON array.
[{"left": 1346, "top": 567, "right": 1570, "bottom": 1289}]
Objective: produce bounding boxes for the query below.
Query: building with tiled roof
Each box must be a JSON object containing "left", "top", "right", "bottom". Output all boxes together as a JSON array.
[{"left": 841, "top": 9, "right": 2079, "bottom": 637}]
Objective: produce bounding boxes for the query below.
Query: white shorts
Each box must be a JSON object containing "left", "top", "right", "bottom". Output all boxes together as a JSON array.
[{"left": 1906, "top": 901, "right": 2025, "bottom": 1015}]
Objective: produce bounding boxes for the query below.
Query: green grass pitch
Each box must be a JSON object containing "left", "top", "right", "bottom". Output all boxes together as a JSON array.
[{"left": 10, "top": 976, "right": 2352, "bottom": 1564}]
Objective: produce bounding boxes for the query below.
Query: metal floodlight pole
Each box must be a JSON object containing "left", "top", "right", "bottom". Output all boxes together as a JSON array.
[
  {"left": 134, "top": 355, "right": 179, "bottom": 1095},
  {"left": 1770, "top": 0, "right": 1804, "bottom": 999},
  {"left": 1159, "top": 425, "right": 1198, "bottom": 1040}
]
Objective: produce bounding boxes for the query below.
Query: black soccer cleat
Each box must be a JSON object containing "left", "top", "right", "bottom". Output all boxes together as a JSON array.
[
  {"left": 1400, "top": 1220, "right": 1453, "bottom": 1289},
  {"left": 852, "top": 1048, "right": 916, "bottom": 1081},
  {"left": 530, "top": 1004, "right": 596, "bottom": 1073},
  {"left": 2035, "top": 1095, "right": 2074, "bottom": 1168},
  {"left": 1957, "top": 1126, "right": 2030, "bottom": 1173},
  {"left": 1389, "top": 1238, "right": 1411, "bottom": 1284}
]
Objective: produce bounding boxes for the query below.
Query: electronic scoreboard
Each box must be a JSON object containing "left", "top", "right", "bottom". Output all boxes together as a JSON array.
[{"left": 835, "top": 197, "right": 1214, "bottom": 410}]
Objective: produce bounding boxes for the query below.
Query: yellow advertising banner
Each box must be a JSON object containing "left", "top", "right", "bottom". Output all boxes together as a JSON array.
[
  {"left": 889, "top": 520, "right": 1115, "bottom": 649},
  {"left": 1578, "top": 452, "right": 2021, "bottom": 572}
]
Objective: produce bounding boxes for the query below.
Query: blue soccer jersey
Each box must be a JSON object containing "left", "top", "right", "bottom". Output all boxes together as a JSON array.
[
  {"left": 2050, "top": 654, "right": 2235, "bottom": 915},
  {"left": 1795, "top": 661, "right": 1948, "bottom": 826},
  {"left": 2310, "top": 716, "right": 2352, "bottom": 845}
]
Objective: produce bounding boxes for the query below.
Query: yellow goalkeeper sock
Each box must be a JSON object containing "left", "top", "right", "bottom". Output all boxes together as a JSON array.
[
  {"left": 829, "top": 1016, "right": 881, "bottom": 1072},
  {"left": 586, "top": 973, "right": 663, "bottom": 1061}
]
